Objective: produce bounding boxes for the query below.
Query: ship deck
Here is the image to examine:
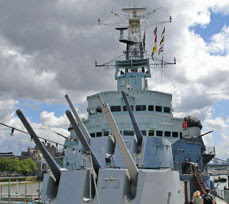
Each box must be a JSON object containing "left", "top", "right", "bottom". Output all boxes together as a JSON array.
[{"left": 215, "top": 196, "right": 227, "bottom": 204}]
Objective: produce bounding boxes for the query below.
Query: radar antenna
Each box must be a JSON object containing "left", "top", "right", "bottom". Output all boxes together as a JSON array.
[{"left": 95, "top": 5, "right": 176, "bottom": 92}]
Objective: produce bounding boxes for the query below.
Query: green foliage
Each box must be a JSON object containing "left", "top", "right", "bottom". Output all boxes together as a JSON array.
[{"left": 0, "top": 158, "right": 38, "bottom": 175}]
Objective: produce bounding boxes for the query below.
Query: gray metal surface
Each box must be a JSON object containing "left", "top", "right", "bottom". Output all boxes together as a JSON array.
[
  {"left": 65, "top": 110, "right": 102, "bottom": 174},
  {"left": 98, "top": 94, "right": 138, "bottom": 186},
  {"left": 121, "top": 91, "right": 142, "bottom": 149},
  {"left": 65, "top": 94, "right": 91, "bottom": 144}
]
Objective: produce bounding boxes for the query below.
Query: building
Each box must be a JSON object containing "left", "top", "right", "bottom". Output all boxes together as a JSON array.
[{"left": 0, "top": 152, "right": 17, "bottom": 159}]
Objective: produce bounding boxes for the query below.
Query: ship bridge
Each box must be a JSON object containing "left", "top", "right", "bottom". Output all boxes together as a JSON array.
[{"left": 115, "top": 58, "right": 151, "bottom": 91}]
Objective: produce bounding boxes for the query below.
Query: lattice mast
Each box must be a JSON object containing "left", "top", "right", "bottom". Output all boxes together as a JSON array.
[
  {"left": 118, "top": 7, "right": 147, "bottom": 60},
  {"left": 96, "top": 5, "right": 175, "bottom": 91}
]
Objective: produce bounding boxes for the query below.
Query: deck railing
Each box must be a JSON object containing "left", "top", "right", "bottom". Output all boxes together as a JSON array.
[
  {"left": 204, "top": 146, "right": 215, "bottom": 155},
  {"left": 215, "top": 187, "right": 229, "bottom": 203}
]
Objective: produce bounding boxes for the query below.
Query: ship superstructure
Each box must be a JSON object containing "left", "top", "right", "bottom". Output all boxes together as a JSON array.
[
  {"left": 15, "top": 5, "right": 216, "bottom": 204},
  {"left": 61, "top": 5, "right": 216, "bottom": 203},
  {"left": 64, "top": 6, "right": 183, "bottom": 170},
  {"left": 87, "top": 8, "right": 182, "bottom": 139}
]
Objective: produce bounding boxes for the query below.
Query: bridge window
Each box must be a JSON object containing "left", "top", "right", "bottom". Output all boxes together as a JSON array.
[
  {"left": 180, "top": 132, "right": 183, "bottom": 137},
  {"left": 148, "top": 105, "right": 154, "bottom": 111},
  {"left": 111, "top": 106, "right": 121, "bottom": 112},
  {"left": 96, "top": 107, "right": 102, "bottom": 113},
  {"left": 89, "top": 108, "right": 96, "bottom": 115},
  {"left": 141, "top": 130, "right": 147, "bottom": 136},
  {"left": 156, "top": 106, "right": 162, "bottom": 112},
  {"left": 165, "top": 131, "right": 171, "bottom": 137},
  {"left": 136, "top": 105, "right": 146, "bottom": 111},
  {"left": 123, "top": 105, "right": 134, "bottom": 111},
  {"left": 96, "top": 132, "right": 102, "bottom": 137},
  {"left": 149, "top": 129, "right": 154, "bottom": 136},
  {"left": 156, "top": 130, "right": 163, "bottom": 137},
  {"left": 104, "top": 131, "right": 109, "bottom": 136},
  {"left": 172, "top": 132, "right": 178, "bottom": 138},
  {"left": 90, "top": 133, "right": 95, "bottom": 138},
  {"left": 123, "top": 130, "right": 134, "bottom": 136},
  {"left": 119, "top": 68, "right": 125, "bottom": 75},
  {"left": 164, "top": 107, "right": 170, "bottom": 113}
]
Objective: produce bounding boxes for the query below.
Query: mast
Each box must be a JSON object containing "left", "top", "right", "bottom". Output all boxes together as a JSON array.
[
  {"left": 115, "top": 7, "right": 151, "bottom": 92},
  {"left": 96, "top": 5, "right": 175, "bottom": 92},
  {"left": 118, "top": 7, "right": 146, "bottom": 60}
]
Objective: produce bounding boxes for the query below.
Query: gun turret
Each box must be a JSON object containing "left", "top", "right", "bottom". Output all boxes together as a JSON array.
[
  {"left": 65, "top": 94, "right": 91, "bottom": 144},
  {"left": 16, "top": 109, "right": 62, "bottom": 183},
  {"left": 97, "top": 94, "right": 138, "bottom": 186},
  {"left": 121, "top": 91, "right": 143, "bottom": 152},
  {"left": 65, "top": 110, "right": 102, "bottom": 175}
]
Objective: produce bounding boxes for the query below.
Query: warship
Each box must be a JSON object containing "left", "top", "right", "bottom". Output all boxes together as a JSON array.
[{"left": 16, "top": 4, "right": 215, "bottom": 204}]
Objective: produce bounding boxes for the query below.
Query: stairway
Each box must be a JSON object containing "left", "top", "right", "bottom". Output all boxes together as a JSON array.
[{"left": 193, "top": 167, "right": 207, "bottom": 195}]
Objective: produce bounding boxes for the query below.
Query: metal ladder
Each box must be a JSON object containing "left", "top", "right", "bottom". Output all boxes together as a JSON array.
[{"left": 192, "top": 165, "right": 207, "bottom": 194}]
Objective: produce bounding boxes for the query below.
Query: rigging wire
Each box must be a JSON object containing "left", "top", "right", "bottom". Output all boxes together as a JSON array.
[
  {"left": 95, "top": 54, "right": 124, "bottom": 67},
  {"left": 0, "top": 122, "right": 76, "bottom": 151}
]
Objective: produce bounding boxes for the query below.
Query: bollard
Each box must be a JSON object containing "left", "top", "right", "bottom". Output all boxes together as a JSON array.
[
  {"left": 25, "top": 183, "right": 27, "bottom": 204},
  {"left": 8, "top": 179, "right": 10, "bottom": 204},
  {"left": 0, "top": 186, "right": 1, "bottom": 200},
  {"left": 16, "top": 179, "right": 19, "bottom": 196},
  {"left": 38, "top": 181, "right": 41, "bottom": 201}
]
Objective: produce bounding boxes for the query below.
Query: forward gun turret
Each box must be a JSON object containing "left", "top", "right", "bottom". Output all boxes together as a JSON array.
[{"left": 97, "top": 94, "right": 138, "bottom": 186}]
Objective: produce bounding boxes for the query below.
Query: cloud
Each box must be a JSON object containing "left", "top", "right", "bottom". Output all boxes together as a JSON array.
[
  {"left": 205, "top": 116, "right": 229, "bottom": 131},
  {"left": 212, "top": 1, "right": 229, "bottom": 14},
  {"left": 208, "top": 26, "right": 229, "bottom": 55},
  {"left": 40, "top": 111, "right": 68, "bottom": 127},
  {"left": 0, "top": 98, "right": 18, "bottom": 121},
  {"left": 0, "top": 0, "right": 229, "bottom": 159},
  {"left": 0, "top": 99, "right": 68, "bottom": 155}
]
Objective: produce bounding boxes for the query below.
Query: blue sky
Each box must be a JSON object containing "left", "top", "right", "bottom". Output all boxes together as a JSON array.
[
  {"left": 190, "top": 10, "right": 229, "bottom": 153},
  {"left": 0, "top": 0, "right": 229, "bottom": 159},
  {"left": 15, "top": 100, "right": 69, "bottom": 123},
  {"left": 195, "top": 10, "right": 229, "bottom": 142},
  {"left": 191, "top": 11, "right": 229, "bottom": 43},
  {"left": 212, "top": 100, "right": 229, "bottom": 120}
]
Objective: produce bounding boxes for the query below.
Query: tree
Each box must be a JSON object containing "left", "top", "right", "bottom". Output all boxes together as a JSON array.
[
  {"left": 20, "top": 159, "right": 38, "bottom": 175},
  {"left": 0, "top": 158, "right": 21, "bottom": 175},
  {"left": 0, "top": 158, "right": 37, "bottom": 176}
]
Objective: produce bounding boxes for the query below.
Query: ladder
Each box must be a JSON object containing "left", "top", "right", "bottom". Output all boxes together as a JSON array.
[{"left": 193, "top": 167, "right": 207, "bottom": 195}]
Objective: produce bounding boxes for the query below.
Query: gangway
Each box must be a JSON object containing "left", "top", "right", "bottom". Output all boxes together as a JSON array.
[{"left": 192, "top": 164, "right": 208, "bottom": 195}]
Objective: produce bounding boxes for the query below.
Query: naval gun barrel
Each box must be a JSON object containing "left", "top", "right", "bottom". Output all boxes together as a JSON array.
[
  {"left": 121, "top": 91, "right": 143, "bottom": 151},
  {"left": 16, "top": 109, "right": 62, "bottom": 183},
  {"left": 65, "top": 110, "right": 102, "bottom": 175},
  {"left": 97, "top": 94, "right": 138, "bottom": 186},
  {"left": 65, "top": 94, "right": 91, "bottom": 144}
]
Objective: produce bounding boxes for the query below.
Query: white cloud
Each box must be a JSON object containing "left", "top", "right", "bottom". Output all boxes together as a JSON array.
[
  {"left": 0, "top": 99, "right": 69, "bottom": 155},
  {"left": 212, "top": 1, "right": 229, "bottom": 14},
  {"left": 40, "top": 111, "right": 68, "bottom": 127},
  {"left": 205, "top": 116, "right": 229, "bottom": 131},
  {"left": 0, "top": 0, "right": 229, "bottom": 159},
  {"left": 215, "top": 142, "right": 229, "bottom": 160},
  {"left": 208, "top": 26, "right": 229, "bottom": 55}
]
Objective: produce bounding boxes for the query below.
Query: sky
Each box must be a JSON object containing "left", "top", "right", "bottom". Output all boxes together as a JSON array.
[{"left": 0, "top": 0, "right": 229, "bottom": 160}]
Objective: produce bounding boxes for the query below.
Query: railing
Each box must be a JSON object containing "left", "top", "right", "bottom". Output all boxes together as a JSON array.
[
  {"left": 0, "top": 179, "right": 41, "bottom": 203},
  {"left": 204, "top": 146, "right": 215, "bottom": 155},
  {"left": 216, "top": 187, "right": 225, "bottom": 200},
  {"left": 215, "top": 187, "right": 229, "bottom": 203}
]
